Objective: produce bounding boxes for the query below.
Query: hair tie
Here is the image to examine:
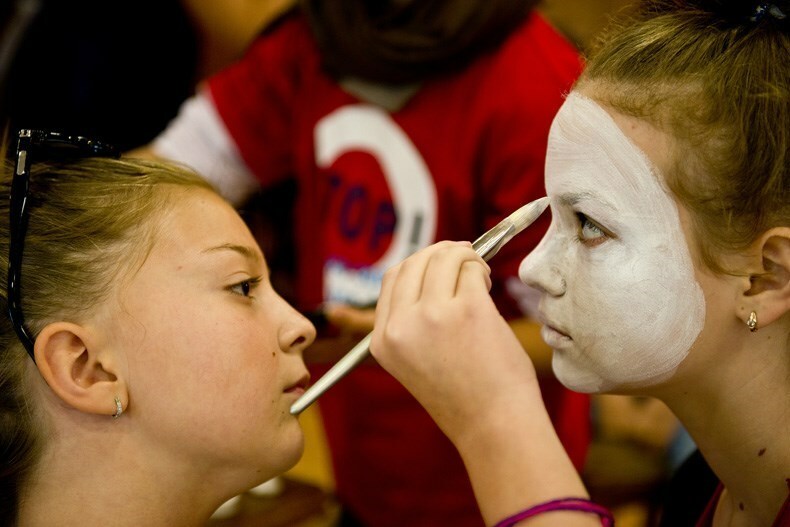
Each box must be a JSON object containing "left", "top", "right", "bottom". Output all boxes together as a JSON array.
[{"left": 750, "top": 3, "right": 787, "bottom": 22}]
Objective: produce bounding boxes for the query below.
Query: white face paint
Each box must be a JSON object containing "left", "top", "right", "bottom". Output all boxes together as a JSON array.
[{"left": 519, "top": 92, "right": 706, "bottom": 393}]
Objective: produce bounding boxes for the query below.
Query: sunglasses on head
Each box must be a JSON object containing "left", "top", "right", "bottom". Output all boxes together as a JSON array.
[{"left": 8, "top": 129, "right": 119, "bottom": 362}]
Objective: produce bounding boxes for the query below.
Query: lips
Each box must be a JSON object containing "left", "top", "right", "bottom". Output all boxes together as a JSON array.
[
  {"left": 540, "top": 324, "right": 573, "bottom": 349},
  {"left": 544, "top": 322, "right": 570, "bottom": 338},
  {"left": 536, "top": 309, "right": 570, "bottom": 336},
  {"left": 284, "top": 373, "right": 310, "bottom": 395},
  {"left": 536, "top": 311, "right": 573, "bottom": 349}
]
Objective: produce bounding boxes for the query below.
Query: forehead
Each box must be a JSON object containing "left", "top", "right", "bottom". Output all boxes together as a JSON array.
[
  {"left": 547, "top": 92, "right": 673, "bottom": 199},
  {"left": 149, "top": 189, "right": 263, "bottom": 264}
]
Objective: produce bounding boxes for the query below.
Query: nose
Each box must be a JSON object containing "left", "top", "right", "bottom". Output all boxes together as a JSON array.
[
  {"left": 278, "top": 298, "right": 317, "bottom": 355},
  {"left": 519, "top": 237, "right": 566, "bottom": 297}
]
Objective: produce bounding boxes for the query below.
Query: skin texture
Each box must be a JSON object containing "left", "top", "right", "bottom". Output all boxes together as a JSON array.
[
  {"left": 110, "top": 189, "right": 314, "bottom": 478},
  {"left": 21, "top": 188, "right": 316, "bottom": 526},
  {"left": 519, "top": 92, "right": 705, "bottom": 393}
]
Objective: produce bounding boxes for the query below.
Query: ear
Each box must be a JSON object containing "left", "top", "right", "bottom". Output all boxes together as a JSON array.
[
  {"left": 33, "top": 322, "right": 128, "bottom": 418},
  {"left": 741, "top": 227, "right": 790, "bottom": 329}
]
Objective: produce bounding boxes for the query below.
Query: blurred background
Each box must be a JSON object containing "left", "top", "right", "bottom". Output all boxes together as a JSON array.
[{"left": 1, "top": 1, "right": 714, "bottom": 526}]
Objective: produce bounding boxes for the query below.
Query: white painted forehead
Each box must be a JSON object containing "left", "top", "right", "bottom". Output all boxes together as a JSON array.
[
  {"left": 550, "top": 91, "right": 628, "bottom": 145},
  {"left": 547, "top": 91, "right": 668, "bottom": 197}
]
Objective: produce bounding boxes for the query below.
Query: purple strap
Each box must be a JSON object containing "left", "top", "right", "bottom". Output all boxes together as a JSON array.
[{"left": 492, "top": 497, "right": 614, "bottom": 527}]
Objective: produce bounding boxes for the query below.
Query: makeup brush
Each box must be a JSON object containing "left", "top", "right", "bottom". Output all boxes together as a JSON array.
[{"left": 290, "top": 196, "right": 550, "bottom": 415}]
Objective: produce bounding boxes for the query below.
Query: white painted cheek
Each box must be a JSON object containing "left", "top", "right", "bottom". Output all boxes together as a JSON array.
[
  {"left": 611, "top": 215, "right": 705, "bottom": 387},
  {"left": 581, "top": 230, "right": 703, "bottom": 391}
]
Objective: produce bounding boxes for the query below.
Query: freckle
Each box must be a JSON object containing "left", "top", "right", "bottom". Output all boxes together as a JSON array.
[
  {"left": 739, "top": 502, "right": 744, "bottom": 511},
  {"left": 758, "top": 448, "right": 766, "bottom": 456},
  {"left": 272, "top": 352, "right": 275, "bottom": 357}
]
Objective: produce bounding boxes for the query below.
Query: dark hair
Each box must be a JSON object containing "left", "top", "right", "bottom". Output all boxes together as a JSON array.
[
  {"left": 580, "top": 0, "right": 789, "bottom": 272},
  {"left": 301, "top": 0, "right": 539, "bottom": 84}
]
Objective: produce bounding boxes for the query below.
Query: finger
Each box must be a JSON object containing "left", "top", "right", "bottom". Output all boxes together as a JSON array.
[
  {"left": 387, "top": 241, "right": 461, "bottom": 312},
  {"left": 421, "top": 244, "right": 487, "bottom": 301},
  {"left": 456, "top": 259, "right": 494, "bottom": 300},
  {"left": 372, "top": 241, "right": 462, "bottom": 355}
]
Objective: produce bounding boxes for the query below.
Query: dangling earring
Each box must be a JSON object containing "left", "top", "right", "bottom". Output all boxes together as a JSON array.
[
  {"left": 112, "top": 396, "right": 123, "bottom": 419},
  {"left": 746, "top": 311, "right": 758, "bottom": 333}
]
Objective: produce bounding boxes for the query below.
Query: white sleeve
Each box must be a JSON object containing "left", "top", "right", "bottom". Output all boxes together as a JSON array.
[{"left": 152, "top": 88, "right": 260, "bottom": 206}]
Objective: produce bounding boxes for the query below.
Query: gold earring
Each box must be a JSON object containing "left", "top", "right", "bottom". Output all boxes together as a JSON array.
[
  {"left": 746, "top": 311, "right": 758, "bottom": 332},
  {"left": 112, "top": 396, "right": 123, "bottom": 419}
]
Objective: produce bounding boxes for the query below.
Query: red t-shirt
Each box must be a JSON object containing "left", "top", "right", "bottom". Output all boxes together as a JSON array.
[{"left": 208, "top": 10, "right": 589, "bottom": 527}]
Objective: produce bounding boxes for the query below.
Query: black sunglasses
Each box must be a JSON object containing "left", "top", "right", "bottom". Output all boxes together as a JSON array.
[{"left": 8, "top": 129, "right": 119, "bottom": 362}]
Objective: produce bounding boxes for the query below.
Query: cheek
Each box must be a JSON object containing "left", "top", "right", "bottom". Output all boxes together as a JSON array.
[
  {"left": 562, "top": 250, "right": 635, "bottom": 341},
  {"left": 124, "top": 297, "right": 275, "bottom": 396},
  {"left": 570, "top": 236, "right": 706, "bottom": 386}
]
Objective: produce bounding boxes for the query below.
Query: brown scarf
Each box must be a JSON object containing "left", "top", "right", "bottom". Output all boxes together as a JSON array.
[{"left": 301, "top": 0, "right": 539, "bottom": 84}]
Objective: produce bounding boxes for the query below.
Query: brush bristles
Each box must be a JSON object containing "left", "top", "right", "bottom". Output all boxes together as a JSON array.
[{"left": 507, "top": 196, "right": 550, "bottom": 232}]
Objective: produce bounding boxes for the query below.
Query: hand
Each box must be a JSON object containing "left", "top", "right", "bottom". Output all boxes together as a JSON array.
[{"left": 370, "top": 241, "right": 540, "bottom": 444}]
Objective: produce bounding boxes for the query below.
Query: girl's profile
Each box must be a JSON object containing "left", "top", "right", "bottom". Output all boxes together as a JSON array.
[{"left": 1, "top": 131, "right": 315, "bottom": 526}]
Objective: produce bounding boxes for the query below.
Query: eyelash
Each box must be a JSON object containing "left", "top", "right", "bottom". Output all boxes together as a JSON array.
[
  {"left": 575, "top": 212, "right": 609, "bottom": 247},
  {"left": 229, "top": 276, "right": 263, "bottom": 298}
]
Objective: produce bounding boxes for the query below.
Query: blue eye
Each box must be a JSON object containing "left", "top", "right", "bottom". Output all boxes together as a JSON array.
[
  {"left": 576, "top": 213, "right": 609, "bottom": 246},
  {"left": 229, "top": 277, "right": 262, "bottom": 298}
]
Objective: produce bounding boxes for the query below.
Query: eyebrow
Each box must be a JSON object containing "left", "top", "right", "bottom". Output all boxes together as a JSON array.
[
  {"left": 557, "top": 192, "right": 616, "bottom": 211},
  {"left": 201, "top": 243, "right": 262, "bottom": 264}
]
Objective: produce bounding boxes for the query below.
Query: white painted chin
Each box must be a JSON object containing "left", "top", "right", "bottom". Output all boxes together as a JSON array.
[
  {"left": 551, "top": 350, "right": 606, "bottom": 393},
  {"left": 551, "top": 345, "right": 684, "bottom": 394}
]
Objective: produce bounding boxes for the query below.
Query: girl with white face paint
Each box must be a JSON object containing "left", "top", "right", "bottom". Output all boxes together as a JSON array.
[
  {"left": 518, "top": 92, "right": 707, "bottom": 394},
  {"left": 369, "top": 1, "right": 790, "bottom": 526}
]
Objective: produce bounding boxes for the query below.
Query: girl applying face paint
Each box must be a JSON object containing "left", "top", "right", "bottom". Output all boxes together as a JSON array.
[{"left": 367, "top": 2, "right": 789, "bottom": 526}]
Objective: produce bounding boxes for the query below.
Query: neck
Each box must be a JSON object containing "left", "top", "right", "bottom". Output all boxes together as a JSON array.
[
  {"left": 659, "top": 326, "right": 790, "bottom": 525},
  {"left": 18, "top": 418, "right": 238, "bottom": 527}
]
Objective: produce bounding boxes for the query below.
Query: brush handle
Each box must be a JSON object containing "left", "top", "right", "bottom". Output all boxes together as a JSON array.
[
  {"left": 289, "top": 227, "right": 512, "bottom": 416},
  {"left": 290, "top": 198, "right": 548, "bottom": 414}
]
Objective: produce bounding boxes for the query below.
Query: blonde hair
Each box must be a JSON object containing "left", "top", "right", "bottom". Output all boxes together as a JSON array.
[
  {"left": 0, "top": 149, "right": 215, "bottom": 522},
  {"left": 578, "top": 1, "right": 789, "bottom": 272}
]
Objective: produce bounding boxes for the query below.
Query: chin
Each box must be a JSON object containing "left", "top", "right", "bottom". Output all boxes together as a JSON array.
[
  {"left": 285, "top": 436, "right": 306, "bottom": 469},
  {"left": 554, "top": 357, "right": 677, "bottom": 395},
  {"left": 275, "top": 430, "right": 306, "bottom": 475},
  {"left": 552, "top": 355, "right": 607, "bottom": 394}
]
